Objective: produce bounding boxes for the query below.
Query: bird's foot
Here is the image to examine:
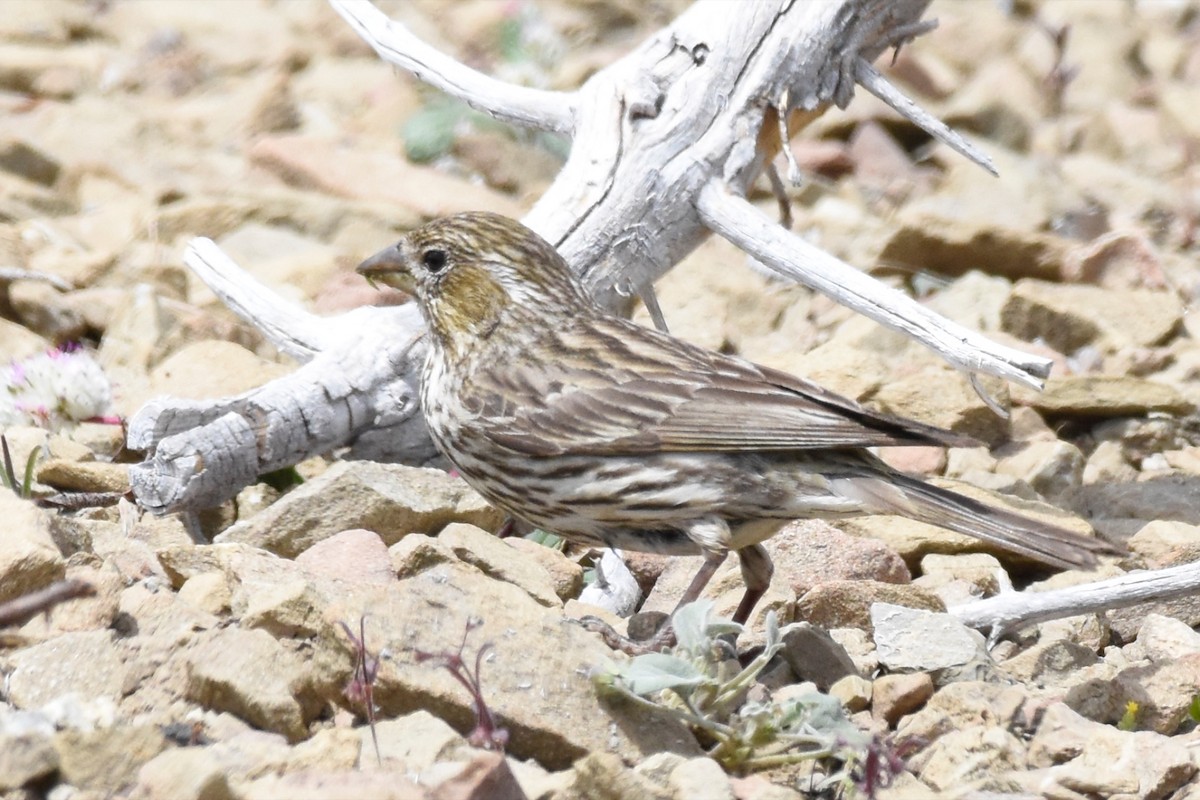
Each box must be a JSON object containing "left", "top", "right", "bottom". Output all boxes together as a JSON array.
[{"left": 577, "top": 615, "right": 676, "bottom": 655}]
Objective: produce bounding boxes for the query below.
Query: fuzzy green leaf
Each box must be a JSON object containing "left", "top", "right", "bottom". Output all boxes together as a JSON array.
[{"left": 617, "top": 653, "right": 705, "bottom": 696}]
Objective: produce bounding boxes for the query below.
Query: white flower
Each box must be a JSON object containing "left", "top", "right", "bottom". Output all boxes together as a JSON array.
[{"left": 1, "top": 345, "right": 113, "bottom": 429}]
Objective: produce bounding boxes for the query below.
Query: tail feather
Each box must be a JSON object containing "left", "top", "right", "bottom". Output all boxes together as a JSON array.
[{"left": 849, "top": 473, "right": 1121, "bottom": 570}]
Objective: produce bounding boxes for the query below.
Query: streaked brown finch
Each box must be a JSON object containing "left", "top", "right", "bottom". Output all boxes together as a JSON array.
[{"left": 359, "top": 212, "right": 1117, "bottom": 648}]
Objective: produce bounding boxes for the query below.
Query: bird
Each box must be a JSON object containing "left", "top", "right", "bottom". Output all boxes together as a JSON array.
[{"left": 357, "top": 211, "right": 1118, "bottom": 650}]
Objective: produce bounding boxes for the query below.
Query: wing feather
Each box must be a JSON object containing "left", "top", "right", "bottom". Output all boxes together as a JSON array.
[{"left": 473, "top": 315, "right": 976, "bottom": 456}]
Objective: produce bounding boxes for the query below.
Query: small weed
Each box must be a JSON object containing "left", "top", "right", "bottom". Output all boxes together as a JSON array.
[
  {"left": 339, "top": 616, "right": 382, "bottom": 765},
  {"left": 0, "top": 434, "right": 41, "bottom": 499},
  {"left": 1117, "top": 700, "right": 1140, "bottom": 732},
  {"left": 414, "top": 617, "right": 509, "bottom": 752}
]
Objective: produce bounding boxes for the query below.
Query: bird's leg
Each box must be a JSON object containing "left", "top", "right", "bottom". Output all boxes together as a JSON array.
[
  {"left": 731, "top": 543, "right": 774, "bottom": 625},
  {"left": 579, "top": 548, "right": 727, "bottom": 655}
]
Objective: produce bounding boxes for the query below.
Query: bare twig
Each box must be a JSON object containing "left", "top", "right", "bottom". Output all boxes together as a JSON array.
[{"left": 0, "top": 579, "right": 96, "bottom": 629}]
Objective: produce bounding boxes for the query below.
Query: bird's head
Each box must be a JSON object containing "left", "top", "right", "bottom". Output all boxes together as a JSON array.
[{"left": 358, "top": 212, "right": 588, "bottom": 355}]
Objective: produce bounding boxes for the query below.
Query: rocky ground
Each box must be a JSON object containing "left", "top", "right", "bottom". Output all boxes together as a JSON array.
[{"left": 2, "top": 0, "right": 1200, "bottom": 798}]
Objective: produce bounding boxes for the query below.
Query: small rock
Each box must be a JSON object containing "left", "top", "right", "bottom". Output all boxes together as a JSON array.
[
  {"left": 148, "top": 339, "right": 292, "bottom": 401},
  {"left": 1127, "top": 520, "right": 1200, "bottom": 563},
  {"left": 1002, "top": 639, "right": 1099, "bottom": 687},
  {"left": 879, "top": 214, "right": 1062, "bottom": 284},
  {"left": 913, "top": 725, "right": 1026, "bottom": 791},
  {"left": 241, "top": 578, "right": 324, "bottom": 639},
  {"left": 503, "top": 538, "right": 585, "bottom": 602},
  {"left": 1000, "top": 279, "right": 1183, "bottom": 352},
  {"left": 871, "top": 604, "right": 984, "bottom": 673},
  {"left": 1062, "top": 230, "right": 1168, "bottom": 289},
  {"left": 438, "top": 523, "right": 561, "bottom": 608},
  {"left": 34, "top": 459, "right": 128, "bottom": 493},
  {"left": 0, "top": 138, "right": 60, "bottom": 185},
  {"left": 361, "top": 711, "right": 470, "bottom": 771},
  {"left": 795, "top": 581, "right": 944, "bottom": 633},
  {"left": 237, "top": 769, "right": 428, "bottom": 800},
  {"left": 1017, "top": 375, "right": 1192, "bottom": 418},
  {"left": 871, "top": 367, "right": 1010, "bottom": 446},
  {"left": 389, "top": 533, "right": 458, "bottom": 579},
  {"left": 667, "top": 756, "right": 736, "bottom": 800},
  {"left": 430, "top": 751, "right": 527, "bottom": 800},
  {"left": 6, "top": 630, "right": 130, "bottom": 709},
  {"left": 553, "top": 752, "right": 668, "bottom": 800},
  {"left": 53, "top": 725, "right": 167, "bottom": 793},
  {"left": 0, "top": 490, "right": 66, "bottom": 604},
  {"left": 1027, "top": 703, "right": 1196, "bottom": 797},
  {"left": 177, "top": 571, "right": 232, "bottom": 616},
  {"left": 1082, "top": 439, "right": 1138, "bottom": 484},
  {"left": 780, "top": 622, "right": 860, "bottom": 690},
  {"left": 828, "top": 675, "right": 872, "bottom": 713},
  {"left": 872, "top": 672, "right": 934, "bottom": 727},
  {"left": 1065, "top": 654, "right": 1200, "bottom": 735},
  {"left": 294, "top": 528, "right": 394, "bottom": 585},
  {"left": 0, "top": 731, "right": 58, "bottom": 792},
  {"left": 135, "top": 746, "right": 234, "bottom": 800},
  {"left": 993, "top": 438, "right": 1084, "bottom": 499},
  {"left": 1136, "top": 613, "right": 1200, "bottom": 662},
  {"left": 896, "top": 681, "right": 1023, "bottom": 744},
  {"left": 217, "top": 462, "right": 503, "bottom": 558},
  {"left": 913, "top": 552, "right": 1003, "bottom": 601},
  {"left": 767, "top": 519, "right": 911, "bottom": 595},
  {"left": 185, "top": 627, "right": 318, "bottom": 742}
]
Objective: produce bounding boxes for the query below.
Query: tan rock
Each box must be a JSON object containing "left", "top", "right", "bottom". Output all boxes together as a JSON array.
[
  {"left": 795, "top": 581, "right": 944, "bottom": 633},
  {"left": 915, "top": 725, "right": 1025, "bottom": 792},
  {"left": 1001, "top": 279, "right": 1183, "bottom": 352},
  {"left": 36, "top": 458, "right": 129, "bottom": 493},
  {"left": 502, "top": 538, "right": 584, "bottom": 602},
  {"left": 149, "top": 340, "right": 291, "bottom": 401},
  {"left": 0, "top": 490, "right": 65, "bottom": 604},
  {"left": 872, "top": 672, "right": 934, "bottom": 727},
  {"left": 828, "top": 675, "right": 872, "bottom": 714},
  {"left": 134, "top": 746, "right": 234, "bottom": 800},
  {"left": 0, "top": 732, "right": 59, "bottom": 792},
  {"left": 6, "top": 630, "right": 129, "bottom": 708},
  {"left": 993, "top": 438, "right": 1084, "bottom": 499},
  {"left": 54, "top": 725, "right": 167, "bottom": 793},
  {"left": 177, "top": 571, "right": 232, "bottom": 616},
  {"left": 185, "top": 627, "right": 319, "bottom": 743},
  {"left": 217, "top": 462, "right": 504, "bottom": 558}
]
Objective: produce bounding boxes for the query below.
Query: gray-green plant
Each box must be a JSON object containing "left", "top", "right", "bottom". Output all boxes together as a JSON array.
[{"left": 593, "top": 600, "right": 876, "bottom": 789}]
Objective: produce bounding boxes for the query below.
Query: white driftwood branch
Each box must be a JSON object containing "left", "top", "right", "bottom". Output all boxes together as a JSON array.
[
  {"left": 127, "top": 0, "right": 1057, "bottom": 513},
  {"left": 855, "top": 59, "right": 997, "bottom": 176},
  {"left": 697, "top": 184, "right": 1051, "bottom": 389},
  {"left": 948, "top": 560, "right": 1200, "bottom": 639},
  {"left": 329, "top": 0, "right": 575, "bottom": 133},
  {"left": 128, "top": 239, "right": 435, "bottom": 512},
  {"left": 183, "top": 238, "right": 328, "bottom": 361}
]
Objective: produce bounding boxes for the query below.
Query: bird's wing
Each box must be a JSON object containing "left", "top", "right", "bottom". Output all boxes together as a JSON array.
[{"left": 472, "top": 316, "right": 976, "bottom": 457}]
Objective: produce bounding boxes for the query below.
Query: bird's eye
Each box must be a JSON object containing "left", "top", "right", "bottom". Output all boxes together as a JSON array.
[{"left": 422, "top": 249, "right": 448, "bottom": 273}]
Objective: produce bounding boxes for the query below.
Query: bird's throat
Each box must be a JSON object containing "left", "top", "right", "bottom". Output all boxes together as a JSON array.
[{"left": 426, "top": 264, "right": 509, "bottom": 357}]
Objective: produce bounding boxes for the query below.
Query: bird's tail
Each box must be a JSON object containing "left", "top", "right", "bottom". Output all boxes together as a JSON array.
[{"left": 832, "top": 472, "right": 1121, "bottom": 570}]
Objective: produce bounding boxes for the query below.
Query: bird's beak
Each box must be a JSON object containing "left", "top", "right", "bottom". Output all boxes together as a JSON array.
[{"left": 357, "top": 244, "right": 416, "bottom": 294}]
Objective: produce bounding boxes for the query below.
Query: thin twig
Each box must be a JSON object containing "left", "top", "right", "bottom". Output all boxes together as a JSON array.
[{"left": 0, "top": 579, "right": 96, "bottom": 629}]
